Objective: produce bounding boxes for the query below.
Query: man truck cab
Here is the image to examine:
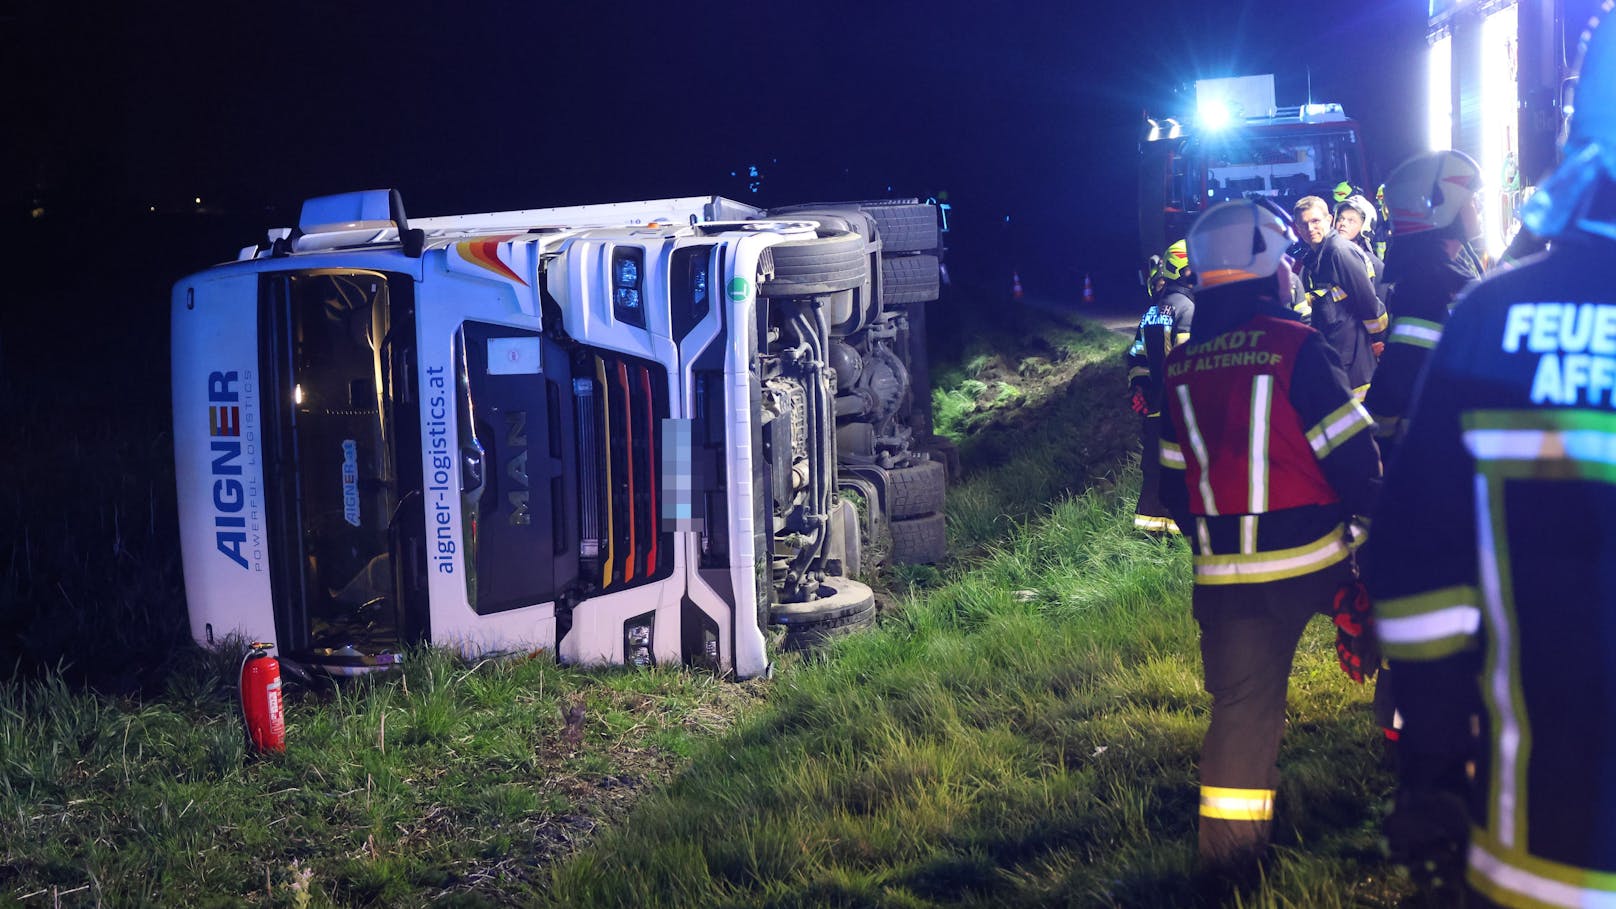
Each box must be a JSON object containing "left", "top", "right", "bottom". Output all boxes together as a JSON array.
[{"left": 173, "top": 190, "right": 945, "bottom": 679}]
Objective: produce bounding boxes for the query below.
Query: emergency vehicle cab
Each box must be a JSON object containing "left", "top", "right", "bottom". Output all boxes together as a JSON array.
[
  {"left": 172, "top": 190, "right": 945, "bottom": 679},
  {"left": 1140, "top": 74, "right": 1369, "bottom": 266}
]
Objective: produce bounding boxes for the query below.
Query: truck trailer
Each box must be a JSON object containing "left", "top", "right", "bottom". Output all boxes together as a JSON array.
[{"left": 172, "top": 189, "right": 946, "bottom": 679}]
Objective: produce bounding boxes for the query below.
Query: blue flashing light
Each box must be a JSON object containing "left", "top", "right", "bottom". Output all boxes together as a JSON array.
[{"left": 1198, "top": 99, "right": 1233, "bottom": 131}]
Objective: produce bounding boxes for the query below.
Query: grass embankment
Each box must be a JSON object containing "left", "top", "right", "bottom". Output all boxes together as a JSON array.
[
  {"left": 1, "top": 649, "right": 763, "bottom": 906},
  {"left": 0, "top": 290, "right": 1407, "bottom": 906},
  {"left": 543, "top": 297, "right": 1411, "bottom": 907},
  {"left": 925, "top": 295, "right": 1137, "bottom": 555},
  {"left": 547, "top": 483, "right": 1402, "bottom": 908}
]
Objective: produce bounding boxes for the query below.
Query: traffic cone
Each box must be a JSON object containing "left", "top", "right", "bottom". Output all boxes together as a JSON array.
[
  {"left": 1012, "top": 271, "right": 1024, "bottom": 301},
  {"left": 1083, "top": 273, "right": 1096, "bottom": 305}
]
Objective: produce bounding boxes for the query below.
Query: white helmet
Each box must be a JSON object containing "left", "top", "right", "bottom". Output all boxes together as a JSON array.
[
  {"left": 1382, "top": 150, "right": 1484, "bottom": 237},
  {"left": 1337, "top": 194, "right": 1377, "bottom": 232},
  {"left": 1187, "top": 199, "right": 1298, "bottom": 289}
]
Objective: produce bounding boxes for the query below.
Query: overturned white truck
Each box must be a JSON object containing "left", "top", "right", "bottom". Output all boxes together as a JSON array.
[{"left": 172, "top": 190, "right": 946, "bottom": 679}]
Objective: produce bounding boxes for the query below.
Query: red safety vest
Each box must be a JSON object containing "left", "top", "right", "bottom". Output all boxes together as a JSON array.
[{"left": 1162, "top": 318, "right": 1340, "bottom": 517}]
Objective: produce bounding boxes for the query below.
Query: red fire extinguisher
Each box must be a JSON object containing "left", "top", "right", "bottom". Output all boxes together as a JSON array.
[{"left": 240, "top": 642, "right": 286, "bottom": 753}]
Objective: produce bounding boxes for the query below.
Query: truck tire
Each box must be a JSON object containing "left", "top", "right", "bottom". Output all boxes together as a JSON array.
[
  {"left": 861, "top": 202, "right": 940, "bottom": 253},
  {"left": 881, "top": 254, "right": 941, "bottom": 305},
  {"left": 760, "top": 230, "right": 869, "bottom": 297},
  {"left": 774, "top": 576, "right": 877, "bottom": 651},
  {"left": 887, "top": 459, "right": 946, "bottom": 519},
  {"left": 890, "top": 512, "right": 947, "bottom": 565}
]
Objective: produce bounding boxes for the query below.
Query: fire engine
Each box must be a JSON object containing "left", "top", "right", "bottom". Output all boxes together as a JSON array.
[
  {"left": 1423, "top": 0, "right": 1603, "bottom": 259},
  {"left": 1140, "top": 74, "right": 1370, "bottom": 265}
]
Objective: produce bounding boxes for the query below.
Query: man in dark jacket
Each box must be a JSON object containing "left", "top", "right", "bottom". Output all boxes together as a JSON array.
[
  {"left": 1369, "top": 14, "right": 1616, "bottom": 906},
  {"left": 1293, "top": 195, "right": 1383, "bottom": 397},
  {"left": 1128, "top": 239, "right": 1195, "bottom": 533},
  {"left": 1159, "top": 198, "right": 1381, "bottom": 879},
  {"left": 1364, "top": 150, "right": 1486, "bottom": 463}
]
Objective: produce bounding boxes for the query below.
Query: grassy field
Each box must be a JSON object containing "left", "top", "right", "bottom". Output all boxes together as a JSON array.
[
  {"left": 0, "top": 286, "right": 1411, "bottom": 906},
  {"left": 545, "top": 477, "right": 1405, "bottom": 909},
  {"left": 540, "top": 296, "right": 1409, "bottom": 906}
]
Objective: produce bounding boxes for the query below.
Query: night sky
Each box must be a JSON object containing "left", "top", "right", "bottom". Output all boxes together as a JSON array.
[{"left": 15, "top": 0, "right": 1431, "bottom": 295}]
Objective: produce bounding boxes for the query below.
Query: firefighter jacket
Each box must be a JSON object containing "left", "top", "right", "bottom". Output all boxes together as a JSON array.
[
  {"left": 1127, "top": 281, "right": 1195, "bottom": 414},
  {"left": 1367, "top": 233, "right": 1616, "bottom": 908},
  {"left": 1158, "top": 292, "right": 1381, "bottom": 586},
  {"left": 1347, "top": 237, "right": 1389, "bottom": 334},
  {"left": 1298, "top": 233, "right": 1382, "bottom": 394},
  {"left": 1362, "top": 237, "right": 1481, "bottom": 443}
]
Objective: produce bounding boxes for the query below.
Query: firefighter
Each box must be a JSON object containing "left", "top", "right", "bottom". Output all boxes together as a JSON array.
[
  {"left": 1369, "top": 11, "right": 1616, "bottom": 905},
  {"left": 1293, "top": 195, "right": 1383, "bottom": 398},
  {"left": 1158, "top": 198, "right": 1381, "bottom": 879},
  {"left": 1362, "top": 150, "right": 1484, "bottom": 462},
  {"left": 1374, "top": 184, "right": 1392, "bottom": 261},
  {"left": 1335, "top": 194, "right": 1390, "bottom": 354},
  {"left": 1127, "top": 239, "right": 1195, "bottom": 533}
]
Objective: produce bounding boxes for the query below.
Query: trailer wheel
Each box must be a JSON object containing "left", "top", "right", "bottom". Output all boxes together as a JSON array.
[
  {"left": 760, "top": 230, "right": 870, "bottom": 297},
  {"left": 862, "top": 202, "right": 940, "bottom": 253},
  {"left": 887, "top": 459, "right": 946, "bottom": 519},
  {"left": 881, "top": 254, "right": 941, "bottom": 305},
  {"left": 774, "top": 576, "right": 877, "bottom": 651},
  {"left": 772, "top": 200, "right": 939, "bottom": 254},
  {"left": 890, "top": 512, "right": 947, "bottom": 565}
]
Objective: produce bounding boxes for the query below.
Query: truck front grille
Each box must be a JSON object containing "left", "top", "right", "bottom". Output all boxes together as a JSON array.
[{"left": 576, "top": 353, "right": 669, "bottom": 590}]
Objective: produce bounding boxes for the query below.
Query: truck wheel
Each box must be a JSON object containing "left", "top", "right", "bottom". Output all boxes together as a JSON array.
[
  {"left": 861, "top": 202, "right": 940, "bottom": 253},
  {"left": 881, "top": 254, "right": 941, "bottom": 305},
  {"left": 890, "top": 512, "right": 947, "bottom": 564},
  {"left": 760, "top": 230, "right": 869, "bottom": 297},
  {"left": 779, "top": 600, "right": 876, "bottom": 651},
  {"left": 774, "top": 576, "right": 877, "bottom": 651},
  {"left": 887, "top": 459, "right": 946, "bottom": 519}
]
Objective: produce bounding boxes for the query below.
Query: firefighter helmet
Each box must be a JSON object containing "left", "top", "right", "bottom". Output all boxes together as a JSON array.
[
  {"left": 1333, "top": 181, "right": 1355, "bottom": 203},
  {"left": 1337, "top": 194, "right": 1377, "bottom": 232},
  {"left": 1382, "top": 150, "right": 1484, "bottom": 238},
  {"left": 1524, "top": 3, "right": 1616, "bottom": 239},
  {"left": 1159, "top": 239, "right": 1191, "bottom": 282},
  {"left": 1187, "top": 199, "right": 1298, "bottom": 289}
]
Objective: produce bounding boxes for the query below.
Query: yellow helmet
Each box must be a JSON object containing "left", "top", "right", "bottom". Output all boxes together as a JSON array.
[
  {"left": 1332, "top": 181, "right": 1354, "bottom": 203},
  {"left": 1159, "top": 239, "right": 1190, "bottom": 282}
]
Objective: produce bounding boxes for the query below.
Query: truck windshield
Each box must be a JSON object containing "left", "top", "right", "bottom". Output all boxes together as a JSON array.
[
  {"left": 1189, "top": 127, "right": 1363, "bottom": 210},
  {"left": 261, "top": 270, "right": 425, "bottom": 664}
]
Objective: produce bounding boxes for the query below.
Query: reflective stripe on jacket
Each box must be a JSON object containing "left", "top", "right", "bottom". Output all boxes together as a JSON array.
[{"left": 1159, "top": 313, "right": 1379, "bottom": 585}]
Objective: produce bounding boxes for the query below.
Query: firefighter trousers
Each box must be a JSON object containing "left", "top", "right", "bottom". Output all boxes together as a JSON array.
[
  {"left": 1134, "top": 414, "right": 1178, "bottom": 533},
  {"left": 1193, "top": 563, "right": 1350, "bottom": 870}
]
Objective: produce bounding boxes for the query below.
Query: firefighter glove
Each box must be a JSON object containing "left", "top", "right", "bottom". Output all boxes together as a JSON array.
[
  {"left": 1332, "top": 576, "right": 1379, "bottom": 683},
  {"left": 1129, "top": 385, "right": 1150, "bottom": 415},
  {"left": 1385, "top": 789, "right": 1470, "bottom": 893}
]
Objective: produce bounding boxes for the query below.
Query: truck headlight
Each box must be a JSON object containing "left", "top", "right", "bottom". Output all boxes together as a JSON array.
[
  {"left": 614, "top": 256, "right": 639, "bottom": 287},
  {"left": 611, "top": 249, "right": 645, "bottom": 327},
  {"left": 624, "top": 611, "right": 655, "bottom": 668}
]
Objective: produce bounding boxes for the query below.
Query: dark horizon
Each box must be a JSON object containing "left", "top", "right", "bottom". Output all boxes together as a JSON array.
[{"left": 14, "top": 0, "right": 1434, "bottom": 299}]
